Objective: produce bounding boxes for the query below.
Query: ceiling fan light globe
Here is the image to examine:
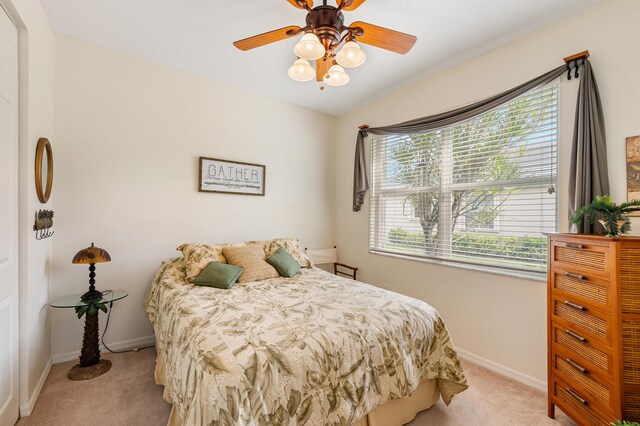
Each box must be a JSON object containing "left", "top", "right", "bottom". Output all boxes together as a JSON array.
[
  {"left": 294, "top": 33, "right": 326, "bottom": 60},
  {"left": 288, "top": 58, "right": 315, "bottom": 82},
  {"left": 323, "top": 64, "right": 350, "bottom": 87},
  {"left": 336, "top": 41, "right": 366, "bottom": 68}
]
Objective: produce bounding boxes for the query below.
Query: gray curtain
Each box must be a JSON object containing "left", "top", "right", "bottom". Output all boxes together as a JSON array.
[
  {"left": 569, "top": 60, "right": 609, "bottom": 233},
  {"left": 353, "top": 132, "right": 368, "bottom": 212},
  {"left": 353, "top": 60, "right": 609, "bottom": 233}
]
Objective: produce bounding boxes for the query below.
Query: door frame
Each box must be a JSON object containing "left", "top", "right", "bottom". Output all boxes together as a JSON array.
[{"left": 0, "top": 0, "right": 33, "bottom": 417}]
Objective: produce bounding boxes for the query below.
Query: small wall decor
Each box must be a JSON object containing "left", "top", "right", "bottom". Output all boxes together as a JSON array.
[
  {"left": 35, "top": 137, "right": 53, "bottom": 203},
  {"left": 627, "top": 135, "right": 640, "bottom": 216},
  {"left": 198, "top": 157, "right": 265, "bottom": 196},
  {"left": 33, "top": 209, "right": 54, "bottom": 239}
]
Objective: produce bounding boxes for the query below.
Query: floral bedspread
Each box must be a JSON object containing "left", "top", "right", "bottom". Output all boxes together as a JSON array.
[{"left": 144, "top": 257, "right": 468, "bottom": 426}]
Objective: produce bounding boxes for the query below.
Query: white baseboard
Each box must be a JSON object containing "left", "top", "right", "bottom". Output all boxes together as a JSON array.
[
  {"left": 20, "top": 358, "right": 52, "bottom": 417},
  {"left": 456, "top": 348, "right": 547, "bottom": 393},
  {"left": 51, "top": 334, "right": 156, "bottom": 365}
]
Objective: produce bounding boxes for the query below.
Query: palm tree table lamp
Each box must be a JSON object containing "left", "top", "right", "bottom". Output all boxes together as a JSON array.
[{"left": 69, "top": 243, "right": 112, "bottom": 380}]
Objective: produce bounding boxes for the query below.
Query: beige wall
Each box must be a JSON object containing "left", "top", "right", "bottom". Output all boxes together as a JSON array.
[
  {"left": 333, "top": 0, "right": 640, "bottom": 385},
  {"left": 0, "top": 0, "right": 54, "bottom": 414},
  {"left": 50, "top": 35, "right": 336, "bottom": 358}
]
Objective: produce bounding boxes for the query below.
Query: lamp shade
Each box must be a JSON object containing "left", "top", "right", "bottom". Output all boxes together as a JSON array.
[
  {"left": 288, "top": 58, "right": 315, "bottom": 82},
  {"left": 72, "top": 243, "right": 111, "bottom": 264},
  {"left": 336, "top": 41, "right": 366, "bottom": 68},
  {"left": 294, "top": 33, "right": 325, "bottom": 61},
  {"left": 323, "top": 64, "right": 350, "bottom": 87}
]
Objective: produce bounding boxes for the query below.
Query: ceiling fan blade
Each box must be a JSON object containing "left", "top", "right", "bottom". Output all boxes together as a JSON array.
[
  {"left": 233, "top": 26, "right": 302, "bottom": 51},
  {"left": 350, "top": 21, "right": 417, "bottom": 54},
  {"left": 286, "top": 0, "right": 313, "bottom": 9},
  {"left": 316, "top": 57, "right": 331, "bottom": 82},
  {"left": 339, "top": 0, "right": 366, "bottom": 11}
]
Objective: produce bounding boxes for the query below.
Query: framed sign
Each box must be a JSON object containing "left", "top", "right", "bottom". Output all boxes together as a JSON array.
[
  {"left": 199, "top": 157, "right": 266, "bottom": 196},
  {"left": 627, "top": 135, "right": 640, "bottom": 216}
]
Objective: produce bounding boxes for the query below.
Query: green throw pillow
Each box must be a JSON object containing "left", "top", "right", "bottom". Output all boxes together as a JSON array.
[
  {"left": 267, "top": 248, "right": 301, "bottom": 278},
  {"left": 194, "top": 261, "right": 243, "bottom": 289}
]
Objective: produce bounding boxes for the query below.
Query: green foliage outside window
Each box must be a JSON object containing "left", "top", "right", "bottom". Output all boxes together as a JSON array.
[{"left": 387, "top": 228, "right": 547, "bottom": 269}]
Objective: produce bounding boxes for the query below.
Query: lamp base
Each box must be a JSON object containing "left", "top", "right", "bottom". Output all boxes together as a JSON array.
[
  {"left": 81, "top": 289, "right": 103, "bottom": 301},
  {"left": 81, "top": 262, "right": 103, "bottom": 301},
  {"left": 67, "top": 359, "right": 111, "bottom": 381}
]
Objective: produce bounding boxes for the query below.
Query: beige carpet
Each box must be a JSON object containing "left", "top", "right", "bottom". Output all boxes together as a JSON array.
[{"left": 18, "top": 348, "right": 575, "bottom": 426}]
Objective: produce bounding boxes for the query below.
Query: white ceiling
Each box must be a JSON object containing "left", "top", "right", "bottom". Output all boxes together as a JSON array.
[{"left": 38, "top": 0, "right": 601, "bottom": 116}]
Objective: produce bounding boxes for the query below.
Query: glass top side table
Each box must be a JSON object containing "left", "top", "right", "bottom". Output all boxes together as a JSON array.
[
  {"left": 50, "top": 290, "right": 128, "bottom": 308},
  {"left": 50, "top": 289, "right": 128, "bottom": 380}
]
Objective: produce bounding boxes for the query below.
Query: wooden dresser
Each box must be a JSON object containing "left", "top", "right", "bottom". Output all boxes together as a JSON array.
[{"left": 547, "top": 233, "right": 640, "bottom": 424}]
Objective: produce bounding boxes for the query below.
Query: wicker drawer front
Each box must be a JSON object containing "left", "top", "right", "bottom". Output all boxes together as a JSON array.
[
  {"left": 553, "top": 298, "right": 611, "bottom": 343},
  {"left": 553, "top": 354, "right": 612, "bottom": 411},
  {"left": 623, "top": 320, "right": 640, "bottom": 385},
  {"left": 552, "top": 270, "right": 610, "bottom": 311},
  {"left": 551, "top": 241, "right": 610, "bottom": 278},
  {"left": 553, "top": 378, "right": 612, "bottom": 426},
  {"left": 552, "top": 325, "right": 611, "bottom": 376},
  {"left": 621, "top": 248, "right": 640, "bottom": 314},
  {"left": 624, "top": 391, "right": 640, "bottom": 422}
]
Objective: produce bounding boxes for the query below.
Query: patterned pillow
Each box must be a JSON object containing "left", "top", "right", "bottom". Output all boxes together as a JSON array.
[
  {"left": 177, "top": 241, "right": 262, "bottom": 283},
  {"left": 265, "top": 237, "right": 314, "bottom": 268},
  {"left": 222, "top": 245, "right": 279, "bottom": 283}
]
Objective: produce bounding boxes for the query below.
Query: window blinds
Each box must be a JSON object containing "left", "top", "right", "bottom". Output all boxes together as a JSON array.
[{"left": 369, "top": 84, "right": 558, "bottom": 272}]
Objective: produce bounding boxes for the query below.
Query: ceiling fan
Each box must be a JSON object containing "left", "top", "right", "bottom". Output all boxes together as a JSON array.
[{"left": 233, "top": 0, "right": 417, "bottom": 87}]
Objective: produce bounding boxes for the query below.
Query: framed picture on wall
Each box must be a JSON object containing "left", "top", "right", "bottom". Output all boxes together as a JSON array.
[
  {"left": 627, "top": 135, "right": 640, "bottom": 216},
  {"left": 198, "top": 157, "right": 266, "bottom": 196}
]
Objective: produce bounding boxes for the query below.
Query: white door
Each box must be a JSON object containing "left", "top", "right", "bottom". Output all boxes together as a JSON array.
[{"left": 0, "top": 4, "right": 19, "bottom": 426}]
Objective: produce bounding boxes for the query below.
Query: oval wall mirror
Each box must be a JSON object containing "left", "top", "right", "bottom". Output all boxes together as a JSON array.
[{"left": 35, "top": 137, "right": 53, "bottom": 203}]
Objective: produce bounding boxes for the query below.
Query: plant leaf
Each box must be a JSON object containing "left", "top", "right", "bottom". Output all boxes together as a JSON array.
[
  {"left": 75, "top": 305, "right": 89, "bottom": 319},
  {"left": 297, "top": 396, "right": 313, "bottom": 425},
  {"left": 287, "top": 389, "right": 301, "bottom": 416}
]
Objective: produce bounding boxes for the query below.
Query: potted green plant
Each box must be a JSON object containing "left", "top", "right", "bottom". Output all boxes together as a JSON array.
[
  {"left": 571, "top": 195, "right": 640, "bottom": 237},
  {"left": 612, "top": 421, "right": 640, "bottom": 426}
]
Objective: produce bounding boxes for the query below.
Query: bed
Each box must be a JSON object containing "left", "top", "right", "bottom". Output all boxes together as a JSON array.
[{"left": 145, "top": 248, "right": 468, "bottom": 425}]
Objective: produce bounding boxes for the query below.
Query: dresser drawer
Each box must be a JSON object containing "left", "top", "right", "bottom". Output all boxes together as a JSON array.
[
  {"left": 624, "top": 390, "right": 640, "bottom": 422},
  {"left": 550, "top": 240, "right": 611, "bottom": 279},
  {"left": 551, "top": 269, "right": 611, "bottom": 312},
  {"left": 623, "top": 320, "right": 640, "bottom": 386},
  {"left": 552, "top": 377, "right": 612, "bottom": 426},
  {"left": 552, "top": 323, "right": 612, "bottom": 378},
  {"left": 552, "top": 353, "right": 613, "bottom": 414},
  {"left": 552, "top": 296, "right": 612, "bottom": 344}
]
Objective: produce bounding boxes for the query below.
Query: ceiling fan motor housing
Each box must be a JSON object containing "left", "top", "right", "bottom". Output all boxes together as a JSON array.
[{"left": 305, "top": 6, "right": 345, "bottom": 52}]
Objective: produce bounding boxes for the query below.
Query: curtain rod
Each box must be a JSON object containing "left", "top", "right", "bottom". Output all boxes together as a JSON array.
[
  {"left": 358, "top": 50, "right": 591, "bottom": 129},
  {"left": 563, "top": 50, "right": 590, "bottom": 63}
]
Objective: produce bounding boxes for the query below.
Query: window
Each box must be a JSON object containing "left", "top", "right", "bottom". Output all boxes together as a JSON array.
[{"left": 369, "top": 84, "right": 558, "bottom": 273}]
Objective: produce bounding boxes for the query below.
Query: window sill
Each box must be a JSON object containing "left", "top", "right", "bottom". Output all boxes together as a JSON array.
[{"left": 369, "top": 250, "right": 546, "bottom": 282}]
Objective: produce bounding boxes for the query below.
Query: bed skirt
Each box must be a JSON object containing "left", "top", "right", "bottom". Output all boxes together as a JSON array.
[{"left": 155, "top": 351, "right": 440, "bottom": 426}]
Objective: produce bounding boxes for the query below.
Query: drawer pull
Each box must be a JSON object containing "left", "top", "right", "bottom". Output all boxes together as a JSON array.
[
  {"left": 564, "top": 300, "right": 586, "bottom": 312},
  {"left": 565, "top": 330, "right": 588, "bottom": 343},
  {"left": 566, "top": 387, "right": 589, "bottom": 405},
  {"left": 564, "top": 272, "right": 585, "bottom": 281},
  {"left": 566, "top": 358, "right": 589, "bottom": 374},
  {"left": 565, "top": 243, "right": 585, "bottom": 250}
]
